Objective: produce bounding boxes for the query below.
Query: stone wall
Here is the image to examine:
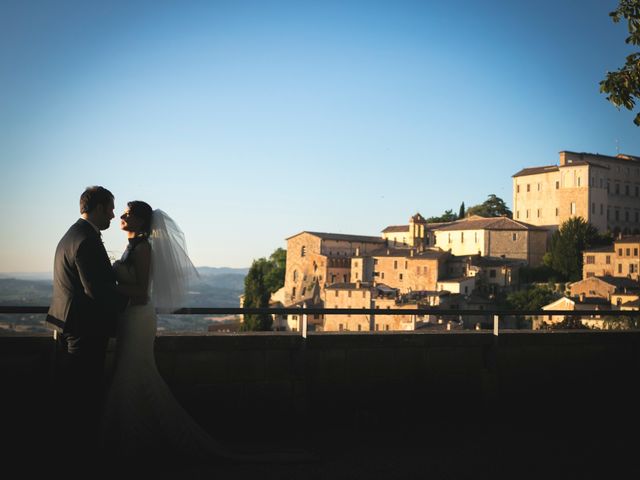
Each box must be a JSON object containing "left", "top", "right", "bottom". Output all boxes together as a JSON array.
[{"left": 4, "top": 330, "right": 640, "bottom": 437}]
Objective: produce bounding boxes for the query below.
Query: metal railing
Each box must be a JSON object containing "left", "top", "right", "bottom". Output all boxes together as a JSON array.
[{"left": 1, "top": 306, "right": 639, "bottom": 337}]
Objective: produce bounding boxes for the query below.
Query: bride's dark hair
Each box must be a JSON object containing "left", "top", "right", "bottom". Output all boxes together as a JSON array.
[{"left": 128, "top": 201, "right": 153, "bottom": 236}]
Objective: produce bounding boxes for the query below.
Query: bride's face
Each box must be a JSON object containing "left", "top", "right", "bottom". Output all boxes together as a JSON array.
[{"left": 120, "top": 208, "right": 143, "bottom": 233}]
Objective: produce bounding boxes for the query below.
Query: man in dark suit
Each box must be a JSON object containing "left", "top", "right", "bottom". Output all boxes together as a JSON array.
[{"left": 46, "top": 186, "right": 129, "bottom": 459}]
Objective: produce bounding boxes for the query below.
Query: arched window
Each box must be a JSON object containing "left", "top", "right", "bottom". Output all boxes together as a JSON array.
[
  {"left": 293, "top": 270, "right": 298, "bottom": 282},
  {"left": 301, "top": 246, "right": 306, "bottom": 257}
]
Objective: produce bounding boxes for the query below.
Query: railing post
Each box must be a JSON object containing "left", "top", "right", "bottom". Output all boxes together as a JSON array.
[
  {"left": 493, "top": 314, "right": 499, "bottom": 336},
  {"left": 301, "top": 303, "right": 308, "bottom": 339}
]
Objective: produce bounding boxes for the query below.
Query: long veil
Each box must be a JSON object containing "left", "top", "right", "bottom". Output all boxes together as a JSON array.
[{"left": 149, "top": 209, "right": 199, "bottom": 313}]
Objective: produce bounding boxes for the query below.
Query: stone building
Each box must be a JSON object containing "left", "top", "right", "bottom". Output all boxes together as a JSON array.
[
  {"left": 284, "top": 231, "right": 385, "bottom": 307},
  {"left": 432, "top": 215, "right": 547, "bottom": 266},
  {"left": 512, "top": 150, "right": 640, "bottom": 234},
  {"left": 583, "top": 236, "right": 640, "bottom": 280},
  {"left": 352, "top": 246, "right": 449, "bottom": 294},
  {"left": 323, "top": 282, "right": 417, "bottom": 331}
]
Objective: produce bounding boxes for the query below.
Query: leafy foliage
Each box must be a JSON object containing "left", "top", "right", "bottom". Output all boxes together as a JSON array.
[
  {"left": 506, "top": 285, "right": 559, "bottom": 311},
  {"left": 465, "top": 194, "right": 512, "bottom": 218},
  {"left": 600, "top": 0, "right": 640, "bottom": 126},
  {"left": 241, "top": 248, "right": 287, "bottom": 331},
  {"left": 601, "top": 315, "right": 640, "bottom": 329},
  {"left": 543, "top": 217, "right": 607, "bottom": 281},
  {"left": 425, "top": 209, "right": 458, "bottom": 223}
]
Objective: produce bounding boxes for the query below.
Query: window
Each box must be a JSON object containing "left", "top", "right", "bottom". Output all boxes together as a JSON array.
[
  {"left": 586, "top": 272, "right": 595, "bottom": 278},
  {"left": 355, "top": 272, "right": 358, "bottom": 279},
  {"left": 517, "top": 185, "right": 520, "bottom": 193},
  {"left": 626, "top": 185, "right": 630, "bottom": 196},
  {"left": 292, "top": 287, "right": 296, "bottom": 297},
  {"left": 537, "top": 209, "right": 541, "bottom": 218},
  {"left": 339, "top": 324, "right": 344, "bottom": 331},
  {"left": 512, "top": 233, "right": 517, "bottom": 241},
  {"left": 357, "top": 325, "right": 362, "bottom": 331},
  {"left": 619, "top": 248, "right": 623, "bottom": 256},
  {"left": 635, "top": 248, "right": 638, "bottom": 256},
  {"left": 381, "top": 272, "right": 385, "bottom": 279},
  {"left": 461, "top": 232, "right": 464, "bottom": 243},
  {"left": 516, "top": 211, "right": 519, "bottom": 219},
  {"left": 556, "top": 181, "right": 560, "bottom": 189},
  {"left": 448, "top": 234, "right": 452, "bottom": 244},
  {"left": 527, "top": 184, "right": 530, "bottom": 192},
  {"left": 577, "top": 177, "right": 581, "bottom": 187},
  {"left": 293, "top": 270, "right": 298, "bottom": 281},
  {"left": 626, "top": 248, "right": 631, "bottom": 256},
  {"left": 475, "top": 232, "right": 478, "bottom": 243},
  {"left": 301, "top": 246, "right": 306, "bottom": 257},
  {"left": 537, "top": 183, "right": 541, "bottom": 191},
  {"left": 631, "top": 264, "right": 636, "bottom": 274},
  {"left": 348, "top": 291, "right": 352, "bottom": 298},
  {"left": 626, "top": 211, "right": 630, "bottom": 222},
  {"left": 393, "top": 260, "right": 398, "bottom": 269},
  {"left": 404, "top": 261, "right": 408, "bottom": 269},
  {"left": 489, "top": 269, "right": 497, "bottom": 278},
  {"left": 555, "top": 208, "right": 559, "bottom": 217},
  {"left": 570, "top": 202, "right": 576, "bottom": 215},
  {"left": 399, "top": 273, "right": 403, "bottom": 281},
  {"left": 606, "top": 255, "right": 611, "bottom": 264},
  {"left": 526, "top": 209, "right": 530, "bottom": 218},
  {"left": 335, "top": 290, "right": 339, "bottom": 297},
  {"left": 616, "top": 210, "right": 620, "bottom": 221},
  {"left": 619, "top": 264, "right": 623, "bottom": 274},
  {"left": 586, "top": 255, "right": 595, "bottom": 264},
  {"left": 385, "top": 325, "right": 390, "bottom": 331},
  {"left": 616, "top": 184, "right": 620, "bottom": 195}
]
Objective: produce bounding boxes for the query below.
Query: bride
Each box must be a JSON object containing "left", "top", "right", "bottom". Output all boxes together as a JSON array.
[{"left": 103, "top": 201, "right": 314, "bottom": 465}]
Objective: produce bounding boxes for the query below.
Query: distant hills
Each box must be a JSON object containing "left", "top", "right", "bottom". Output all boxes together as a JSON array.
[
  {"left": 0, "top": 268, "right": 249, "bottom": 334},
  {"left": 0, "top": 266, "right": 248, "bottom": 307}
]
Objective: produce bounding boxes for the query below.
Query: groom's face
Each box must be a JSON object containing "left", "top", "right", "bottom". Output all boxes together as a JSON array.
[{"left": 95, "top": 199, "right": 115, "bottom": 230}]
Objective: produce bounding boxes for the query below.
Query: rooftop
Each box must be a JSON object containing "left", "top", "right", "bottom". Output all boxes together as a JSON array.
[
  {"left": 433, "top": 215, "right": 546, "bottom": 232},
  {"left": 287, "top": 231, "right": 386, "bottom": 243}
]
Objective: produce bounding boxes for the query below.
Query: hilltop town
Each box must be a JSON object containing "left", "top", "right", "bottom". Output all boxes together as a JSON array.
[{"left": 264, "top": 150, "right": 640, "bottom": 332}]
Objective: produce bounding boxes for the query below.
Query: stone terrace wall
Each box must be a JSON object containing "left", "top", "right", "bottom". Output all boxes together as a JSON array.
[{"left": 3, "top": 331, "right": 640, "bottom": 441}]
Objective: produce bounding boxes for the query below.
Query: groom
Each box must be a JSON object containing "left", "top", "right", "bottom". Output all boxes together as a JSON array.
[{"left": 47, "top": 186, "right": 129, "bottom": 457}]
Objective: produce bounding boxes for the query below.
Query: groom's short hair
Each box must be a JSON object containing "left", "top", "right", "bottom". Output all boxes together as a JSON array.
[{"left": 80, "top": 186, "right": 114, "bottom": 214}]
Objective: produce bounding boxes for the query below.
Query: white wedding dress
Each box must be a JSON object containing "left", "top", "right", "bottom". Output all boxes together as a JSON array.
[{"left": 103, "top": 258, "right": 232, "bottom": 462}]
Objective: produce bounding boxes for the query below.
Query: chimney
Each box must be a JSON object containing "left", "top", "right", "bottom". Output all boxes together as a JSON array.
[
  {"left": 356, "top": 280, "right": 362, "bottom": 289},
  {"left": 410, "top": 249, "right": 414, "bottom": 257},
  {"left": 355, "top": 247, "right": 360, "bottom": 256},
  {"left": 579, "top": 293, "right": 585, "bottom": 302}
]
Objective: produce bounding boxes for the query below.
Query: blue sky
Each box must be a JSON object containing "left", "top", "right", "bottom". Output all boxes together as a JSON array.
[{"left": 1, "top": 0, "right": 639, "bottom": 272}]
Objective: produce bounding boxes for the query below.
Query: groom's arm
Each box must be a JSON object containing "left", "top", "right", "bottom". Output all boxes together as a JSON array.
[{"left": 76, "top": 237, "right": 128, "bottom": 311}]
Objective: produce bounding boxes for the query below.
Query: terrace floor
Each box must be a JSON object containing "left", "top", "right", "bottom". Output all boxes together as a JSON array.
[{"left": 14, "top": 412, "right": 638, "bottom": 480}]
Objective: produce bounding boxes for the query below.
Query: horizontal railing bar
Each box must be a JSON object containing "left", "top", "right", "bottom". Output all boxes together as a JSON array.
[{"left": 2, "top": 306, "right": 639, "bottom": 316}]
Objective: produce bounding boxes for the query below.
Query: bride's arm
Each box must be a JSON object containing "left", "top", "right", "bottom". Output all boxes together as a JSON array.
[{"left": 116, "top": 242, "right": 151, "bottom": 305}]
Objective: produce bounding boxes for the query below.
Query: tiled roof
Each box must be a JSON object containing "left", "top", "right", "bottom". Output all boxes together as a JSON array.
[
  {"left": 433, "top": 215, "right": 547, "bottom": 232},
  {"left": 583, "top": 245, "right": 615, "bottom": 253},
  {"left": 615, "top": 236, "right": 640, "bottom": 244},
  {"left": 561, "top": 159, "right": 609, "bottom": 169},
  {"left": 381, "top": 225, "right": 409, "bottom": 233},
  {"left": 369, "top": 247, "right": 448, "bottom": 259},
  {"left": 512, "top": 165, "right": 559, "bottom": 178},
  {"left": 287, "top": 231, "right": 385, "bottom": 243},
  {"left": 596, "top": 276, "right": 640, "bottom": 290}
]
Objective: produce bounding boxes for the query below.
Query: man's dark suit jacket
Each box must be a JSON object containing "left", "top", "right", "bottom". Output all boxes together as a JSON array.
[{"left": 46, "top": 219, "right": 128, "bottom": 337}]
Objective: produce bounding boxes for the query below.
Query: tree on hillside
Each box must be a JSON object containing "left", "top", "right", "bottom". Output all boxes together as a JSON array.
[
  {"left": 600, "top": 0, "right": 640, "bottom": 126},
  {"left": 506, "top": 284, "right": 559, "bottom": 311},
  {"left": 425, "top": 209, "right": 458, "bottom": 223},
  {"left": 543, "top": 218, "right": 601, "bottom": 282},
  {"left": 458, "top": 202, "right": 465, "bottom": 219},
  {"left": 465, "top": 194, "right": 512, "bottom": 218},
  {"left": 241, "top": 248, "right": 287, "bottom": 331}
]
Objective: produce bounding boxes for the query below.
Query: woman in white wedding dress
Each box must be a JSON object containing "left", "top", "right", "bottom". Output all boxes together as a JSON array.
[
  {"left": 103, "top": 201, "right": 233, "bottom": 463},
  {"left": 103, "top": 201, "right": 315, "bottom": 466}
]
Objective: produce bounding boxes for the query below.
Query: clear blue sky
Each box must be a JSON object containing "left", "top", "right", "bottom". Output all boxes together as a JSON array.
[{"left": 1, "top": 0, "right": 639, "bottom": 272}]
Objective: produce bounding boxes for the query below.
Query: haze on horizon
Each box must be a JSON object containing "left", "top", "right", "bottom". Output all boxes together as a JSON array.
[{"left": 1, "top": 0, "right": 639, "bottom": 273}]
